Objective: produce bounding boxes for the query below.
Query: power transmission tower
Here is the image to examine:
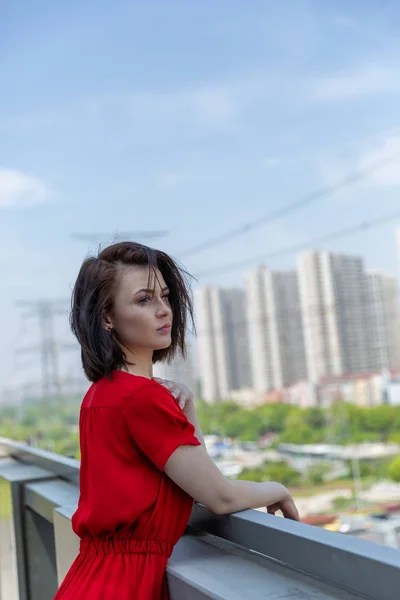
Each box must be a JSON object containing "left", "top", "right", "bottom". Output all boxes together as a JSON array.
[
  {"left": 15, "top": 299, "right": 74, "bottom": 401},
  {"left": 71, "top": 231, "right": 169, "bottom": 244}
]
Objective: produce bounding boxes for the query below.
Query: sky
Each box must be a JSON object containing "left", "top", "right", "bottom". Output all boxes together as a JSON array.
[{"left": 2, "top": 0, "right": 400, "bottom": 393}]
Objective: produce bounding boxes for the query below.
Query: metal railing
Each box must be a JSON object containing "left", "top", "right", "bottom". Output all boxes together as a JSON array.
[{"left": 1, "top": 436, "right": 399, "bottom": 600}]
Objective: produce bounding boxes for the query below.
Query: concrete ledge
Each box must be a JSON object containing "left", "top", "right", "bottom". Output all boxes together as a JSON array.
[
  {"left": 0, "top": 437, "right": 79, "bottom": 483},
  {"left": 168, "top": 535, "right": 362, "bottom": 600},
  {"left": 189, "top": 504, "right": 400, "bottom": 600},
  {"left": 0, "top": 458, "right": 54, "bottom": 483},
  {"left": 25, "top": 480, "right": 79, "bottom": 523}
]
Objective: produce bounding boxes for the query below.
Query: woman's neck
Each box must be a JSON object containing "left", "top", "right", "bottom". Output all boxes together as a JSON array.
[{"left": 120, "top": 347, "right": 153, "bottom": 379}]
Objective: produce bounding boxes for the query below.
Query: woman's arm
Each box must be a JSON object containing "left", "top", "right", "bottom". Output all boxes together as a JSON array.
[
  {"left": 165, "top": 444, "right": 299, "bottom": 519},
  {"left": 155, "top": 379, "right": 299, "bottom": 519}
]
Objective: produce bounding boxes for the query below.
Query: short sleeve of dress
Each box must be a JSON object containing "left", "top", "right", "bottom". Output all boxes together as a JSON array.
[{"left": 121, "top": 381, "right": 201, "bottom": 471}]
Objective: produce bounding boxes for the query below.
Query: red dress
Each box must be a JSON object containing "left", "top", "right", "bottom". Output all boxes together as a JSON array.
[{"left": 54, "top": 370, "right": 201, "bottom": 600}]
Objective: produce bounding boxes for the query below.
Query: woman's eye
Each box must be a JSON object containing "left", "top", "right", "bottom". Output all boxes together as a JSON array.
[{"left": 139, "top": 294, "right": 169, "bottom": 304}]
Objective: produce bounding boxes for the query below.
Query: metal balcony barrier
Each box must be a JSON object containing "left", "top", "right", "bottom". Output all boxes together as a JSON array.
[{"left": 1, "top": 436, "right": 400, "bottom": 600}]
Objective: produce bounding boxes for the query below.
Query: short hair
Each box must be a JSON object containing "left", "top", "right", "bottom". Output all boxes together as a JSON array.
[{"left": 70, "top": 241, "right": 195, "bottom": 382}]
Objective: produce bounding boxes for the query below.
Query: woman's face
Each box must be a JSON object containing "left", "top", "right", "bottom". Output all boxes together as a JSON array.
[{"left": 107, "top": 265, "right": 173, "bottom": 353}]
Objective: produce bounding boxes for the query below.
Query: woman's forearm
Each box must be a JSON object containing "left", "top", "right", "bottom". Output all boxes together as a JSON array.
[{"left": 221, "top": 480, "right": 288, "bottom": 514}]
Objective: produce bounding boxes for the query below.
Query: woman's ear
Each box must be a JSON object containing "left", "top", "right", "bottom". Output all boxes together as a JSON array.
[{"left": 102, "top": 313, "right": 114, "bottom": 333}]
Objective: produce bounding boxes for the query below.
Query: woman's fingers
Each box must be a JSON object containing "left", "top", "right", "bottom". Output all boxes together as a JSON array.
[
  {"left": 169, "top": 388, "right": 185, "bottom": 409},
  {"left": 154, "top": 377, "right": 189, "bottom": 409}
]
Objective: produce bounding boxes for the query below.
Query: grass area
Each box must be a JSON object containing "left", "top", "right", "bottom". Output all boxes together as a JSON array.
[
  {"left": 331, "top": 495, "right": 357, "bottom": 512},
  {"left": 291, "top": 479, "right": 356, "bottom": 498},
  {"left": 0, "top": 478, "right": 12, "bottom": 520}
]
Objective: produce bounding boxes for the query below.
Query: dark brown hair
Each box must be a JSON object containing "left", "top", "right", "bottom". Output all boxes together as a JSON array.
[{"left": 70, "top": 241, "right": 195, "bottom": 382}]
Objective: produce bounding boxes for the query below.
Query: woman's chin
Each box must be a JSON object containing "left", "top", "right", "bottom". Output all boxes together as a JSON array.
[{"left": 153, "top": 338, "right": 172, "bottom": 351}]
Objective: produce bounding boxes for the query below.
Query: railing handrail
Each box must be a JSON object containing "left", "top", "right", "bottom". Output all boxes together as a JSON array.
[
  {"left": 2, "top": 435, "right": 400, "bottom": 599},
  {"left": 189, "top": 499, "right": 400, "bottom": 598},
  {"left": 0, "top": 436, "right": 80, "bottom": 482},
  {"left": 2, "top": 433, "right": 400, "bottom": 564},
  {"left": 190, "top": 503, "right": 400, "bottom": 564}
]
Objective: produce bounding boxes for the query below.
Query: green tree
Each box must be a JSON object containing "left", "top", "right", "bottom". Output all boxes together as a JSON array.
[
  {"left": 332, "top": 495, "right": 354, "bottom": 511},
  {"left": 388, "top": 456, "right": 400, "bottom": 482},
  {"left": 305, "top": 463, "right": 330, "bottom": 486},
  {"left": 356, "top": 458, "right": 390, "bottom": 480},
  {"left": 304, "top": 407, "right": 325, "bottom": 430},
  {"left": 253, "top": 403, "right": 293, "bottom": 433},
  {"left": 388, "top": 431, "right": 400, "bottom": 444},
  {"left": 279, "top": 409, "right": 324, "bottom": 444},
  {"left": 240, "top": 461, "right": 301, "bottom": 487}
]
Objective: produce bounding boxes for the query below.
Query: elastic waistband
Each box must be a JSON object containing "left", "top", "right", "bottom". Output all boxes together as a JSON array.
[{"left": 79, "top": 537, "right": 173, "bottom": 558}]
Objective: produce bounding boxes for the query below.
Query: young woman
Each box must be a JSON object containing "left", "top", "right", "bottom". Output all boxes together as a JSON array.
[{"left": 54, "top": 241, "right": 299, "bottom": 600}]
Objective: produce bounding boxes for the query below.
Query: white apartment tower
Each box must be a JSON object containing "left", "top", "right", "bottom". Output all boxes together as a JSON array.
[
  {"left": 245, "top": 267, "right": 306, "bottom": 392},
  {"left": 195, "top": 287, "right": 251, "bottom": 403},
  {"left": 298, "top": 251, "right": 372, "bottom": 381},
  {"left": 396, "top": 227, "right": 400, "bottom": 275},
  {"left": 366, "top": 272, "right": 400, "bottom": 371}
]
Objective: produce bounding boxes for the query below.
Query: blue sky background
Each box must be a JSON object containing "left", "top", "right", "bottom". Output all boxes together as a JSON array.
[{"left": 2, "top": 0, "right": 400, "bottom": 392}]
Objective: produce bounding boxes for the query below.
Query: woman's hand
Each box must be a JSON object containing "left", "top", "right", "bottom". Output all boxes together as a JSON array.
[
  {"left": 155, "top": 378, "right": 206, "bottom": 450},
  {"left": 267, "top": 494, "right": 300, "bottom": 521},
  {"left": 153, "top": 378, "right": 193, "bottom": 410}
]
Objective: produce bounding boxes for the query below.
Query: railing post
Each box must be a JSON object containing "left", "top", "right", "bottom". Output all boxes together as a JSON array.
[
  {"left": 0, "top": 459, "right": 55, "bottom": 600},
  {"left": 53, "top": 505, "right": 80, "bottom": 586}
]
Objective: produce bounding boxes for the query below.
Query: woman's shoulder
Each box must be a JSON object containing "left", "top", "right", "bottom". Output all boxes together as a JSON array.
[
  {"left": 110, "top": 371, "right": 161, "bottom": 395},
  {"left": 101, "top": 371, "right": 164, "bottom": 400},
  {"left": 82, "top": 371, "right": 159, "bottom": 409}
]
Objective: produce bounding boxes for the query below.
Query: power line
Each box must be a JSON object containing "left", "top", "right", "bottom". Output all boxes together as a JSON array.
[
  {"left": 195, "top": 210, "right": 400, "bottom": 278},
  {"left": 177, "top": 152, "right": 400, "bottom": 259}
]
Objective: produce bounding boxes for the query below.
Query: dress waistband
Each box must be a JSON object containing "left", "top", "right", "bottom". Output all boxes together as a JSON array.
[{"left": 80, "top": 537, "right": 173, "bottom": 558}]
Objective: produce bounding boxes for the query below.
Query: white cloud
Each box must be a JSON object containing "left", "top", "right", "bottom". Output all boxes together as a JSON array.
[
  {"left": 0, "top": 168, "right": 51, "bottom": 209},
  {"left": 80, "top": 74, "right": 313, "bottom": 145},
  {"left": 332, "top": 16, "right": 357, "bottom": 29},
  {"left": 359, "top": 135, "right": 400, "bottom": 187},
  {"left": 190, "top": 87, "right": 235, "bottom": 123},
  {"left": 159, "top": 171, "right": 189, "bottom": 189},
  {"left": 126, "top": 84, "right": 236, "bottom": 130},
  {"left": 318, "top": 156, "right": 348, "bottom": 189},
  {"left": 263, "top": 157, "right": 280, "bottom": 169},
  {"left": 313, "top": 65, "right": 400, "bottom": 101},
  {"left": 318, "top": 133, "right": 400, "bottom": 193}
]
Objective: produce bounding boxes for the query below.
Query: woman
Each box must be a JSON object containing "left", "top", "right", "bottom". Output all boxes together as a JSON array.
[{"left": 54, "top": 241, "right": 299, "bottom": 600}]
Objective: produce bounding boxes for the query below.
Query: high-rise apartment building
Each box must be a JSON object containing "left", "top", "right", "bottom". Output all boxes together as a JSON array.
[
  {"left": 297, "top": 251, "right": 372, "bottom": 381},
  {"left": 366, "top": 271, "right": 400, "bottom": 371},
  {"left": 195, "top": 287, "right": 251, "bottom": 403},
  {"left": 245, "top": 267, "right": 306, "bottom": 392},
  {"left": 396, "top": 227, "right": 400, "bottom": 274}
]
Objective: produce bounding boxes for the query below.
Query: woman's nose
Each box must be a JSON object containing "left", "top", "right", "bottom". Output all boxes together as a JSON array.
[{"left": 156, "top": 299, "right": 171, "bottom": 317}]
